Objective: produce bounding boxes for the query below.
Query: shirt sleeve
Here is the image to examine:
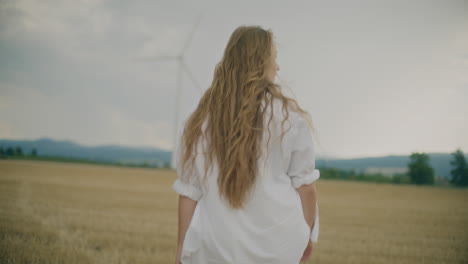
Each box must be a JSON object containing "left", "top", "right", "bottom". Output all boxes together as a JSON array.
[
  {"left": 171, "top": 120, "right": 203, "bottom": 201},
  {"left": 286, "top": 113, "right": 320, "bottom": 188},
  {"left": 286, "top": 112, "right": 320, "bottom": 243}
]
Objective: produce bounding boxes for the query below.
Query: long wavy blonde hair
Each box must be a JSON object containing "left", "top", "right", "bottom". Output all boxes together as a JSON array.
[{"left": 180, "top": 25, "right": 316, "bottom": 208}]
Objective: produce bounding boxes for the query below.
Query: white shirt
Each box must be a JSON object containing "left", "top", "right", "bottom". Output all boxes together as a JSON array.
[{"left": 173, "top": 98, "right": 320, "bottom": 264}]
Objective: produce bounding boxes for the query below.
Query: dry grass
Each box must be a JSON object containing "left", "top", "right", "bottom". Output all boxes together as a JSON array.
[{"left": 0, "top": 159, "right": 467, "bottom": 264}]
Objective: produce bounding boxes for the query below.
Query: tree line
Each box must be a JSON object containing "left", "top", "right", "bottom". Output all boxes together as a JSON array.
[
  {"left": 0, "top": 145, "right": 171, "bottom": 169},
  {"left": 408, "top": 149, "right": 468, "bottom": 187},
  {"left": 0, "top": 146, "right": 37, "bottom": 157},
  {"left": 319, "top": 149, "right": 468, "bottom": 187}
]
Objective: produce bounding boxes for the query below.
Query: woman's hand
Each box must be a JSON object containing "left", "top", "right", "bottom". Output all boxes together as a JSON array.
[{"left": 300, "top": 240, "right": 313, "bottom": 263}]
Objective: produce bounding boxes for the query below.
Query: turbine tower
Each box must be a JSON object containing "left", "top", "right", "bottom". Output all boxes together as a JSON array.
[{"left": 139, "top": 18, "right": 203, "bottom": 169}]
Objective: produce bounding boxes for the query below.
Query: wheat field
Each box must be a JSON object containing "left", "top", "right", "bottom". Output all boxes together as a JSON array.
[{"left": 0, "top": 159, "right": 467, "bottom": 264}]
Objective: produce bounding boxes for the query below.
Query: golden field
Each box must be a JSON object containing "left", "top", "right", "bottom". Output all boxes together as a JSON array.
[{"left": 0, "top": 159, "right": 467, "bottom": 264}]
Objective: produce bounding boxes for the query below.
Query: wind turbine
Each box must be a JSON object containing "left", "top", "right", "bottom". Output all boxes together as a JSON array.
[{"left": 137, "top": 18, "right": 204, "bottom": 169}]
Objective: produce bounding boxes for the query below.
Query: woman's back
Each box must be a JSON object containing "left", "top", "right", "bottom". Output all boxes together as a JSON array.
[{"left": 173, "top": 98, "right": 320, "bottom": 264}]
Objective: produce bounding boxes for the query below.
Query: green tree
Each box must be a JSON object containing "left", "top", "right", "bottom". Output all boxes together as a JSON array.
[
  {"left": 15, "top": 146, "right": 24, "bottom": 156},
  {"left": 6, "top": 147, "right": 14, "bottom": 156},
  {"left": 408, "top": 152, "right": 435, "bottom": 185},
  {"left": 0, "top": 146, "right": 4, "bottom": 156},
  {"left": 449, "top": 149, "right": 468, "bottom": 187},
  {"left": 30, "top": 148, "right": 38, "bottom": 157}
]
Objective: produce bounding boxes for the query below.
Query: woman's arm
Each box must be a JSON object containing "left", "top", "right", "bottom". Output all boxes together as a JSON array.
[
  {"left": 297, "top": 182, "right": 317, "bottom": 230},
  {"left": 297, "top": 182, "right": 317, "bottom": 262},
  {"left": 176, "top": 195, "right": 198, "bottom": 264}
]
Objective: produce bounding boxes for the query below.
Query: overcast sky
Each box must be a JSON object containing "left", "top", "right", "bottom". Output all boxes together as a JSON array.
[{"left": 1, "top": 0, "right": 467, "bottom": 159}]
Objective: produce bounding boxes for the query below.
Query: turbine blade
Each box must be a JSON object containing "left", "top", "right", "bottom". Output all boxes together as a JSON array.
[
  {"left": 181, "top": 61, "right": 203, "bottom": 93},
  {"left": 130, "top": 55, "right": 179, "bottom": 62},
  {"left": 181, "top": 15, "right": 203, "bottom": 57}
]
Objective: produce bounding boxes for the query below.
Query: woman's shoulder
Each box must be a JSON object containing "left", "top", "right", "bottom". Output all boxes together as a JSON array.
[{"left": 266, "top": 97, "right": 304, "bottom": 125}]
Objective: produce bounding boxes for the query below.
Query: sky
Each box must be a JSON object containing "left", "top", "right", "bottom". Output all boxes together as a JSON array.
[{"left": 1, "top": 0, "right": 467, "bottom": 159}]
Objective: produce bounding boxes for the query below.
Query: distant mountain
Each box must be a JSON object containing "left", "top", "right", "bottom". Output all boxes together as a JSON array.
[
  {"left": 0, "top": 138, "right": 171, "bottom": 166},
  {"left": 1, "top": 138, "right": 463, "bottom": 178},
  {"left": 316, "top": 153, "right": 463, "bottom": 179}
]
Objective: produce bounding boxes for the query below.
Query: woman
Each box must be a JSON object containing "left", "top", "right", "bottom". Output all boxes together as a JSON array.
[{"left": 173, "top": 25, "right": 320, "bottom": 264}]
